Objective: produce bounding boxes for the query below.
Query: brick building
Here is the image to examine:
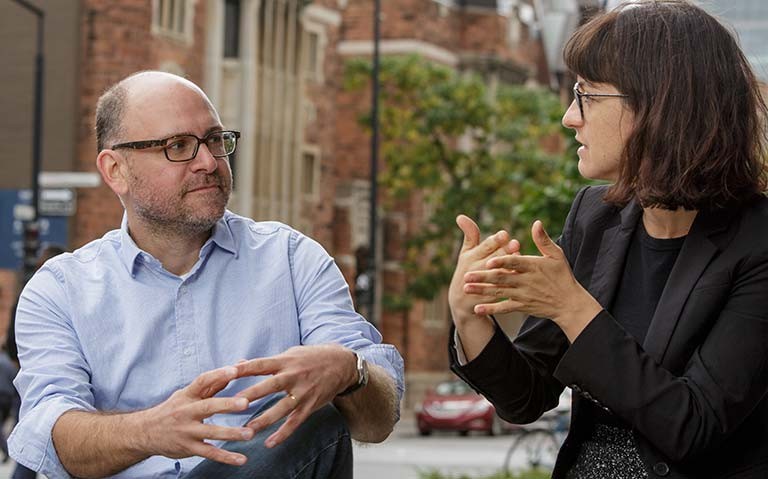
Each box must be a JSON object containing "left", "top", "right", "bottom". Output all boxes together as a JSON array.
[{"left": 1, "top": 0, "right": 554, "bottom": 404}]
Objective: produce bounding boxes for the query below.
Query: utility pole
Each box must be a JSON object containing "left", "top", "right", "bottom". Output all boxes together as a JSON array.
[
  {"left": 11, "top": 0, "right": 45, "bottom": 283},
  {"left": 367, "top": 0, "right": 381, "bottom": 325}
]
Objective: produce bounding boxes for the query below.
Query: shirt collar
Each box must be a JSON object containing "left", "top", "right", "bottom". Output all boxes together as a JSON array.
[
  {"left": 118, "top": 213, "right": 144, "bottom": 277},
  {"left": 209, "top": 210, "right": 238, "bottom": 257},
  {"left": 118, "top": 211, "right": 239, "bottom": 277}
]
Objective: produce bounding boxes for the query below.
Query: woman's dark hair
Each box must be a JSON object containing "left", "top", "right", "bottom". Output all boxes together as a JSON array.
[{"left": 564, "top": 0, "right": 768, "bottom": 210}]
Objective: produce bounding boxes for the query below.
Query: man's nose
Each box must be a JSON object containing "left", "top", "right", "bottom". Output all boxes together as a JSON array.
[{"left": 190, "top": 142, "right": 218, "bottom": 173}]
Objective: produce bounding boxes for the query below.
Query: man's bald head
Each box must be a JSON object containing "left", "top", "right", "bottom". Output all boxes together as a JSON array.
[{"left": 94, "top": 71, "right": 214, "bottom": 152}]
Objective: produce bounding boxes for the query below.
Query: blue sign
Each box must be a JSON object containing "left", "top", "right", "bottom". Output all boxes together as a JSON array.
[{"left": 0, "top": 189, "right": 69, "bottom": 269}]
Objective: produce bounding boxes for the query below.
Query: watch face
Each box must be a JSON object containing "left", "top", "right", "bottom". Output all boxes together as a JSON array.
[{"left": 360, "top": 356, "right": 369, "bottom": 386}]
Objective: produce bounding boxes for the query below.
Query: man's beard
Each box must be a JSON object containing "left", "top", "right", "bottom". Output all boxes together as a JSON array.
[{"left": 129, "top": 169, "right": 232, "bottom": 238}]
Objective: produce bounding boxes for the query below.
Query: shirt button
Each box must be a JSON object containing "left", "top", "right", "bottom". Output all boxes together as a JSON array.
[
  {"left": 653, "top": 462, "right": 670, "bottom": 476},
  {"left": 184, "top": 348, "right": 193, "bottom": 356}
]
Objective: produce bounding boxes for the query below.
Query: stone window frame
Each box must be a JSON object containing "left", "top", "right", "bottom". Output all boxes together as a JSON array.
[
  {"left": 151, "top": 0, "right": 195, "bottom": 45},
  {"left": 300, "top": 145, "right": 321, "bottom": 200},
  {"left": 301, "top": 22, "right": 327, "bottom": 83}
]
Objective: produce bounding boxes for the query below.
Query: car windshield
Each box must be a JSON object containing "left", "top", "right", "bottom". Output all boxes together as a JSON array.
[{"left": 434, "top": 381, "right": 472, "bottom": 396}]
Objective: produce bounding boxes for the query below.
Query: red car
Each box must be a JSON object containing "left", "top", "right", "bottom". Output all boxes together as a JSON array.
[{"left": 416, "top": 380, "right": 514, "bottom": 436}]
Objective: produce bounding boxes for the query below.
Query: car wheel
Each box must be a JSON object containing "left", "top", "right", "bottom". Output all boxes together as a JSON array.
[
  {"left": 489, "top": 416, "right": 503, "bottom": 436},
  {"left": 459, "top": 430, "right": 469, "bottom": 437},
  {"left": 419, "top": 428, "right": 432, "bottom": 436}
]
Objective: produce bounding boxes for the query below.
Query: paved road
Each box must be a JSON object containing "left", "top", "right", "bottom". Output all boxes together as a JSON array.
[
  {"left": 0, "top": 417, "right": 559, "bottom": 479},
  {"left": 353, "top": 417, "right": 559, "bottom": 479}
]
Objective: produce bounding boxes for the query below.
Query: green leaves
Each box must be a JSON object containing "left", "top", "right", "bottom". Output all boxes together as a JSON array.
[{"left": 345, "top": 55, "right": 589, "bottom": 309}]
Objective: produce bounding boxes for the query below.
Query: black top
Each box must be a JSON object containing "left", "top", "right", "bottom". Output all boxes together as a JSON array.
[
  {"left": 587, "top": 221, "right": 685, "bottom": 427},
  {"left": 613, "top": 222, "right": 686, "bottom": 343}
]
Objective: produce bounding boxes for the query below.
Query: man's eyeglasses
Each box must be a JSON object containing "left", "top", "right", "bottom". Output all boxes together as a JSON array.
[
  {"left": 111, "top": 130, "right": 241, "bottom": 162},
  {"left": 572, "top": 82, "right": 628, "bottom": 119}
]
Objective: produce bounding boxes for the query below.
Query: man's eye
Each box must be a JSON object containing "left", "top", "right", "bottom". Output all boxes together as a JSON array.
[
  {"left": 167, "top": 140, "right": 187, "bottom": 150},
  {"left": 208, "top": 135, "right": 223, "bottom": 144}
]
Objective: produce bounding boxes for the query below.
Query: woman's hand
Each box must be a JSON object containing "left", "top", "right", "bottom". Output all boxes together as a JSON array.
[
  {"left": 448, "top": 215, "right": 519, "bottom": 361},
  {"left": 463, "top": 220, "right": 602, "bottom": 342},
  {"left": 448, "top": 215, "right": 519, "bottom": 326}
]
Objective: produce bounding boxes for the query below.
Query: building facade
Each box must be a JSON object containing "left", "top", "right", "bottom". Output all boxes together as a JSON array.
[{"left": 1, "top": 0, "right": 549, "bottom": 403}]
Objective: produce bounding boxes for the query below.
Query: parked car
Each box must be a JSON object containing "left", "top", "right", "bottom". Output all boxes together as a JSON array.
[{"left": 415, "top": 380, "right": 516, "bottom": 436}]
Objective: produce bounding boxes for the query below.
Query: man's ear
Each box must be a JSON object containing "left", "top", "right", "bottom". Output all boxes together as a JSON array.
[{"left": 96, "top": 149, "right": 129, "bottom": 196}]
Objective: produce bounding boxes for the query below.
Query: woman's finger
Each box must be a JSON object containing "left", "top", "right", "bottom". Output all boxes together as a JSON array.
[{"left": 474, "top": 299, "right": 524, "bottom": 316}]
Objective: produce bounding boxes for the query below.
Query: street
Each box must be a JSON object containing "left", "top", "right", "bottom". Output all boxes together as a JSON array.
[
  {"left": 353, "top": 416, "right": 558, "bottom": 479},
  {"left": 0, "top": 416, "right": 558, "bottom": 479}
]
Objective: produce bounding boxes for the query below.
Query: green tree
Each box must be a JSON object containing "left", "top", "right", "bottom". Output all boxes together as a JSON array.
[{"left": 345, "top": 55, "right": 588, "bottom": 310}]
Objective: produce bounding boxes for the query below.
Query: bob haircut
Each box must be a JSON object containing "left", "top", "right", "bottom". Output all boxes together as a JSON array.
[{"left": 564, "top": 0, "right": 768, "bottom": 210}]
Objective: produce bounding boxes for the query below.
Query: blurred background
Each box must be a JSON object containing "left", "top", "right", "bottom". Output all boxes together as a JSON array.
[{"left": 1, "top": 1, "right": 767, "bottom": 477}]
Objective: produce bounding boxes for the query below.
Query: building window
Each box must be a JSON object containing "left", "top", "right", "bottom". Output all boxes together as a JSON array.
[
  {"left": 302, "top": 150, "right": 318, "bottom": 196},
  {"left": 224, "top": 0, "right": 241, "bottom": 58},
  {"left": 306, "top": 30, "right": 323, "bottom": 81},
  {"left": 152, "top": 0, "right": 192, "bottom": 41}
]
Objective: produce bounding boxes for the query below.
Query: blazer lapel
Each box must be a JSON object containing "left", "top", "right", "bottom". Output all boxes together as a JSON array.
[
  {"left": 588, "top": 200, "right": 642, "bottom": 309},
  {"left": 643, "top": 210, "right": 731, "bottom": 363}
]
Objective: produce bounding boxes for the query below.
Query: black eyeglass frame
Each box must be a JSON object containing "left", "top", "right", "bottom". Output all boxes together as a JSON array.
[
  {"left": 572, "top": 82, "right": 628, "bottom": 119},
  {"left": 111, "top": 130, "right": 241, "bottom": 163}
]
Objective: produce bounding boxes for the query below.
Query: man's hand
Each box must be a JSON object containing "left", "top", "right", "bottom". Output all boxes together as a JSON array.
[
  {"left": 53, "top": 366, "right": 255, "bottom": 478},
  {"left": 140, "top": 366, "right": 255, "bottom": 466},
  {"left": 233, "top": 344, "right": 358, "bottom": 448}
]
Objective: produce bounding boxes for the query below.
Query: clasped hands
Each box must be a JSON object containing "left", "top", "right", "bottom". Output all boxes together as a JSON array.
[
  {"left": 142, "top": 344, "right": 358, "bottom": 467},
  {"left": 449, "top": 214, "right": 601, "bottom": 339}
]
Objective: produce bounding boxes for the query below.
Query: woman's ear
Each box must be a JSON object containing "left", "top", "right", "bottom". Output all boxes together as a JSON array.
[{"left": 96, "top": 149, "right": 129, "bottom": 197}]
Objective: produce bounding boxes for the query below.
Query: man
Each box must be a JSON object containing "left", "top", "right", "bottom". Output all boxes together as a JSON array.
[{"left": 8, "top": 71, "right": 403, "bottom": 478}]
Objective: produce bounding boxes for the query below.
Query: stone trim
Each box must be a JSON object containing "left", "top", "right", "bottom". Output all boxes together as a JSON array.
[
  {"left": 302, "top": 4, "right": 342, "bottom": 27},
  {"left": 338, "top": 39, "right": 459, "bottom": 66}
]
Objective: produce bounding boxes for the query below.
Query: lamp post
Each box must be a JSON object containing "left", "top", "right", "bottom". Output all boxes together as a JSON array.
[
  {"left": 367, "top": 0, "right": 381, "bottom": 325},
  {"left": 11, "top": 0, "right": 45, "bottom": 283}
]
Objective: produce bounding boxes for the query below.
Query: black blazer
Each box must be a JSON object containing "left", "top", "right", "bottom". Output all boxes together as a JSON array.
[{"left": 450, "top": 185, "right": 768, "bottom": 478}]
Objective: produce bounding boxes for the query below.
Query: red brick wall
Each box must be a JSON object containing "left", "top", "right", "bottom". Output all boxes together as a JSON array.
[{"left": 74, "top": 0, "right": 208, "bottom": 248}]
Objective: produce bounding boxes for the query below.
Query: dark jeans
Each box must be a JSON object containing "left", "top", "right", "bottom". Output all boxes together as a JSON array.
[{"left": 186, "top": 396, "right": 352, "bottom": 479}]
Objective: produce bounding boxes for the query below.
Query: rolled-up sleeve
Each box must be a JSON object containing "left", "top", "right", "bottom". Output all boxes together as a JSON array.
[
  {"left": 288, "top": 231, "right": 405, "bottom": 409},
  {"left": 8, "top": 265, "right": 96, "bottom": 478}
]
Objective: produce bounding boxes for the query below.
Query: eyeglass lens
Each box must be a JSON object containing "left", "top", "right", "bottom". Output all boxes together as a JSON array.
[{"left": 165, "top": 131, "right": 237, "bottom": 161}]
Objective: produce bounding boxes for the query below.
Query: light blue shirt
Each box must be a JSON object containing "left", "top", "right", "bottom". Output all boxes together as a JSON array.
[{"left": 8, "top": 211, "right": 404, "bottom": 478}]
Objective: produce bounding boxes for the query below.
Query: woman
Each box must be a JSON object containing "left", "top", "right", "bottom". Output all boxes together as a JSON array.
[{"left": 448, "top": 1, "right": 768, "bottom": 478}]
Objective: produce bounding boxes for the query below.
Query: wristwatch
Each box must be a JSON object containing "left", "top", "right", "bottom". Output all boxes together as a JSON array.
[{"left": 338, "top": 351, "right": 369, "bottom": 396}]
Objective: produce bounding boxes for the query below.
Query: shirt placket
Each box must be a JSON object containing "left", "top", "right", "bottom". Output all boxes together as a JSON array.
[{"left": 175, "top": 280, "right": 199, "bottom": 387}]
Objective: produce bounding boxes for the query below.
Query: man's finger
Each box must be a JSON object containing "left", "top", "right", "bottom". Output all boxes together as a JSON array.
[
  {"left": 190, "top": 396, "right": 250, "bottom": 420},
  {"left": 186, "top": 366, "right": 238, "bottom": 399},
  {"left": 190, "top": 443, "right": 247, "bottom": 466},
  {"left": 191, "top": 423, "right": 255, "bottom": 442},
  {"left": 235, "top": 376, "right": 286, "bottom": 402},
  {"left": 235, "top": 357, "right": 281, "bottom": 378},
  {"left": 532, "top": 220, "right": 562, "bottom": 259},
  {"left": 456, "top": 215, "right": 480, "bottom": 252},
  {"left": 246, "top": 395, "right": 297, "bottom": 433},
  {"left": 265, "top": 408, "right": 308, "bottom": 448}
]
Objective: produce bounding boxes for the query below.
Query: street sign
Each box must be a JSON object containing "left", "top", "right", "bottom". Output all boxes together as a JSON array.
[
  {"left": 39, "top": 171, "right": 100, "bottom": 188},
  {"left": 15, "top": 189, "right": 76, "bottom": 217},
  {"left": 0, "top": 189, "right": 69, "bottom": 269}
]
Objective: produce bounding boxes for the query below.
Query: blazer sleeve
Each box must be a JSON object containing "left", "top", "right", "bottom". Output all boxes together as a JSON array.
[
  {"left": 449, "top": 186, "right": 592, "bottom": 424},
  {"left": 554, "top": 249, "right": 768, "bottom": 463}
]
